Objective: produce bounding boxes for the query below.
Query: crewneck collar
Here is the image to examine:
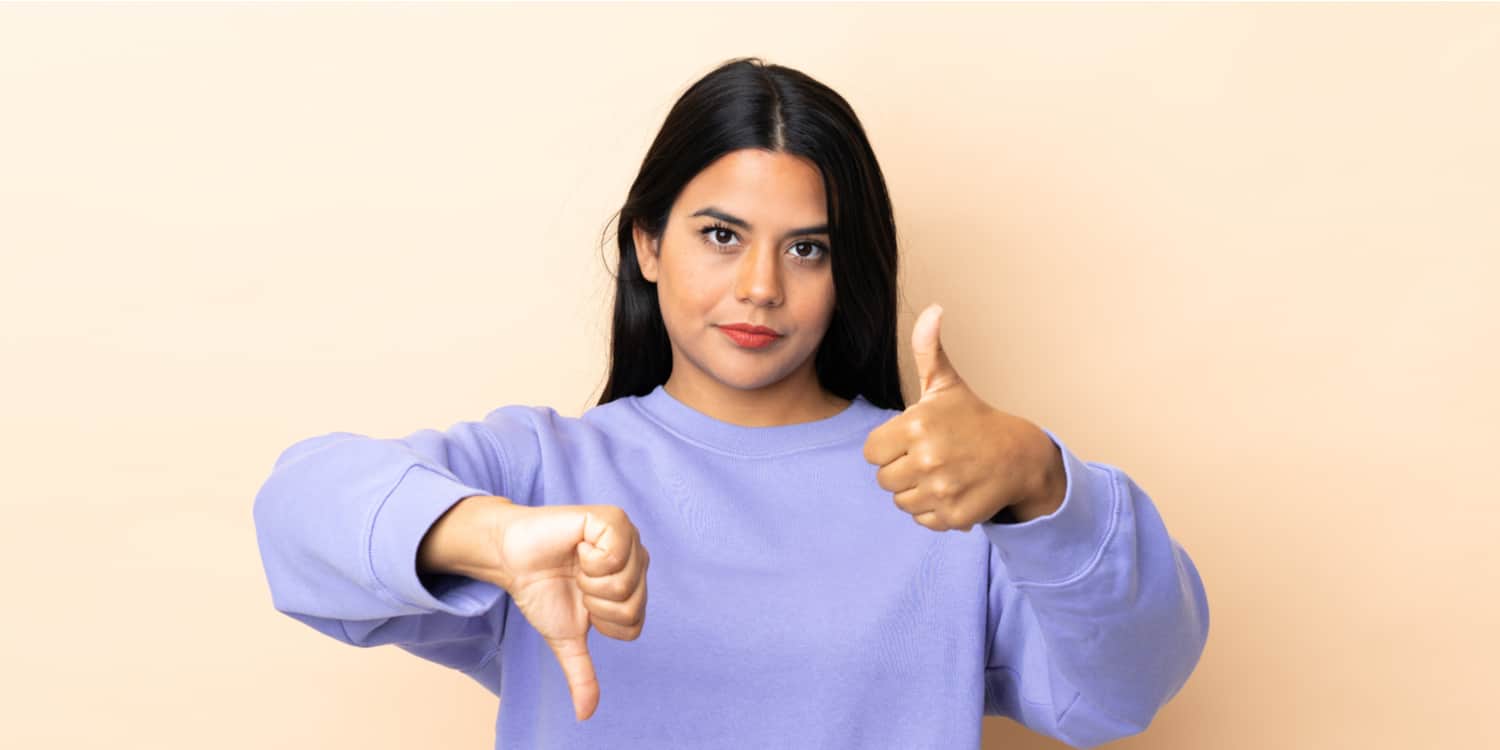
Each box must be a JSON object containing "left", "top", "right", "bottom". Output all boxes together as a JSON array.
[{"left": 631, "top": 383, "right": 884, "bottom": 457}]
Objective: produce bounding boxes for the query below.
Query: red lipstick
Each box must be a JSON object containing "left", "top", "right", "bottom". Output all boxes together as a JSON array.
[{"left": 718, "top": 323, "right": 782, "bottom": 349}]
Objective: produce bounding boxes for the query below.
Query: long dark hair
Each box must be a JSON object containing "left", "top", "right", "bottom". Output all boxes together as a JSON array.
[{"left": 594, "top": 57, "right": 905, "bottom": 411}]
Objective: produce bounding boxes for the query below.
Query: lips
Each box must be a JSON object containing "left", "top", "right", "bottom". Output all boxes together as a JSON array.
[
  {"left": 718, "top": 323, "right": 782, "bottom": 336},
  {"left": 718, "top": 323, "right": 782, "bottom": 350}
]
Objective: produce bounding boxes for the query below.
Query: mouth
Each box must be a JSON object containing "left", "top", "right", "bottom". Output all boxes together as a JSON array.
[
  {"left": 717, "top": 324, "right": 783, "bottom": 349},
  {"left": 717, "top": 323, "right": 782, "bottom": 337}
]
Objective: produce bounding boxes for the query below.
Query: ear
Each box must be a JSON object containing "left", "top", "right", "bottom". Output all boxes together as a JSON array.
[{"left": 632, "top": 219, "right": 660, "bottom": 283}]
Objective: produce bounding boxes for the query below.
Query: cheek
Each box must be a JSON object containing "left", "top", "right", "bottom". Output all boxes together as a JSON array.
[
  {"left": 660, "top": 267, "right": 723, "bottom": 319},
  {"left": 803, "top": 278, "right": 837, "bottom": 321},
  {"left": 675, "top": 264, "right": 730, "bottom": 307}
]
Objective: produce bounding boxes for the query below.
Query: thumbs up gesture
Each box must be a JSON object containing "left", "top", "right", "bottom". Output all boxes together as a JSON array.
[
  {"left": 486, "top": 503, "right": 650, "bottom": 721},
  {"left": 863, "top": 303, "right": 1066, "bottom": 530}
]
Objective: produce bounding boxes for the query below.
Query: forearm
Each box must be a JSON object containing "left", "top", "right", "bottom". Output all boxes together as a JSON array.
[{"left": 417, "top": 494, "right": 517, "bottom": 589}]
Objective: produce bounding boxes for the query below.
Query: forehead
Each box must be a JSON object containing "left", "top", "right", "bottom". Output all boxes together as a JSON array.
[{"left": 676, "top": 149, "right": 827, "bottom": 223}]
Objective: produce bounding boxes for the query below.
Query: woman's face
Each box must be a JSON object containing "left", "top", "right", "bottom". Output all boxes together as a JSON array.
[{"left": 634, "top": 148, "right": 836, "bottom": 400}]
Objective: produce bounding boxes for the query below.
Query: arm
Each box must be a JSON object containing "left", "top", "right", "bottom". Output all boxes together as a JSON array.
[
  {"left": 250, "top": 405, "right": 542, "bottom": 696},
  {"left": 979, "top": 428, "right": 1210, "bottom": 748}
]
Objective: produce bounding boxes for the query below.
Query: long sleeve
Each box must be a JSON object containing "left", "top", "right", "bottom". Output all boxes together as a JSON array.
[
  {"left": 979, "top": 427, "right": 1210, "bottom": 749},
  {"left": 250, "top": 405, "right": 542, "bottom": 697}
]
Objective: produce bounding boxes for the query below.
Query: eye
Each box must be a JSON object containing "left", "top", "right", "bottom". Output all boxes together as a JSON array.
[
  {"left": 701, "top": 222, "right": 741, "bottom": 248},
  {"left": 699, "top": 222, "right": 830, "bottom": 266},
  {"left": 789, "top": 241, "right": 828, "bottom": 264}
]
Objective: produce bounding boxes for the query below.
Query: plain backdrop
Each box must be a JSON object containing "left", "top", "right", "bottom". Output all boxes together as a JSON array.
[{"left": 2, "top": 2, "right": 1496, "bottom": 748}]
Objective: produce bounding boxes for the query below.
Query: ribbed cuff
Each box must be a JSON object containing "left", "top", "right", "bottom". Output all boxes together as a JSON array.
[
  {"left": 368, "top": 464, "right": 507, "bottom": 615},
  {"left": 981, "top": 427, "right": 1121, "bottom": 585}
]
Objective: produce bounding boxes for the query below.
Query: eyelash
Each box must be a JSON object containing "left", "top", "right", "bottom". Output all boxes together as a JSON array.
[{"left": 699, "top": 222, "right": 829, "bottom": 265}]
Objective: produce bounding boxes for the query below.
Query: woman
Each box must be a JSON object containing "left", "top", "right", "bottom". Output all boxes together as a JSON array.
[{"left": 252, "top": 57, "right": 1209, "bottom": 749}]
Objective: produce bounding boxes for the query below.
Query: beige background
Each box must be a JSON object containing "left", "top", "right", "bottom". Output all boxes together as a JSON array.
[{"left": 2, "top": 2, "right": 1496, "bottom": 748}]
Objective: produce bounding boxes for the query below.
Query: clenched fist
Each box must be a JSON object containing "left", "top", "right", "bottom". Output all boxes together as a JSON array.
[{"left": 418, "top": 498, "right": 650, "bottom": 722}]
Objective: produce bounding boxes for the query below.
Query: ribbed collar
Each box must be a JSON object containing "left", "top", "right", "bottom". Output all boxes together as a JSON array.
[{"left": 630, "top": 383, "right": 884, "bottom": 457}]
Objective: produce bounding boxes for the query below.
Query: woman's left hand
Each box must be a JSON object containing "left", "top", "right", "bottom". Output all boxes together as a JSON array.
[{"left": 863, "top": 304, "right": 1066, "bottom": 532}]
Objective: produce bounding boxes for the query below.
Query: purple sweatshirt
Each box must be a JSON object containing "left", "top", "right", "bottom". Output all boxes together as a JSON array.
[{"left": 252, "top": 384, "right": 1209, "bottom": 749}]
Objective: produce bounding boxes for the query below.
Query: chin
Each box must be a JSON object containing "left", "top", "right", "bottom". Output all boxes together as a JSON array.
[{"left": 714, "top": 359, "right": 809, "bottom": 393}]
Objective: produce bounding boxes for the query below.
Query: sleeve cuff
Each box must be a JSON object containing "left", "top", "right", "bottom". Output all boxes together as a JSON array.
[
  {"left": 980, "top": 427, "right": 1121, "bottom": 585},
  {"left": 367, "top": 464, "right": 508, "bottom": 616}
]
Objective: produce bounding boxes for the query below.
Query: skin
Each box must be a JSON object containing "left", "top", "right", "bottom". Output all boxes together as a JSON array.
[
  {"left": 418, "top": 148, "right": 1068, "bottom": 725},
  {"left": 632, "top": 148, "right": 852, "bottom": 428},
  {"left": 862, "top": 304, "right": 1068, "bottom": 532},
  {"left": 625, "top": 145, "right": 1067, "bottom": 527}
]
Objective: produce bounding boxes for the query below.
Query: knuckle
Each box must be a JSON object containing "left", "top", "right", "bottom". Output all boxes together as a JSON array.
[
  {"left": 592, "top": 503, "right": 627, "bottom": 528},
  {"left": 929, "top": 476, "right": 953, "bottom": 498},
  {"left": 608, "top": 577, "right": 631, "bottom": 600},
  {"left": 610, "top": 505, "right": 633, "bottom": 527}
]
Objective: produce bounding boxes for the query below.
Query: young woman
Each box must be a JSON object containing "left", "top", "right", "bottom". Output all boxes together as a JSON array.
[{"left": 253, "top": 57, "right": 1209, "bottom": 749}]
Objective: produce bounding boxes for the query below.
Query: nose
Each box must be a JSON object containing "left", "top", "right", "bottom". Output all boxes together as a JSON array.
[{"left": 734, "top": 240, "right": 784, "bottom": 307}]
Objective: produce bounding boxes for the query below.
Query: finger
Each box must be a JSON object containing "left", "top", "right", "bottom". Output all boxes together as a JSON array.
[
  {"left": 543, "top": 634, "right": 600, "bottom": 722},
  {"left": 592, "top": 615, "right": 644, "bottom": 642},
  {"left": 912, "top": 509, "right": 946, "bottom": 531},
  {"left": 862, "top": 416, "right": 911, "bottom": 466},
  {"left": 582, "top": 577, "right": 646, "bottom": 634},
  {"left": 577, "top": 518, "right": 633, "bottom": 578},
  {"left": 912, "top": 303, "right": 962, "bottom": 401},
  {"left": 891, "top": 485, "right": 937, "bottom": 516},
  {"left": 874, "top": 452, "right": 924, "bottom": 494},
  {"left": 576, "top": 539, "right": 627, "bottom": 579},
  {"left": 576, "top": 536, "right": 645, "bottom": 602}
]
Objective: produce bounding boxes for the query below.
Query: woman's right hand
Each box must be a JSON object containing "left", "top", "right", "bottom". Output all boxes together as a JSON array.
[{"left": 482, "top": 501, "right": 651, "bottom": 722}]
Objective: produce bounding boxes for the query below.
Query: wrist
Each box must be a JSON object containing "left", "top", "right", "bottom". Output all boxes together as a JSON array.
[
  {"left": 417, "top": 494, "right": 517, "bottom": 590},
  {"left": 991, "top": 427, "right": 1066, "bottom": 525},
  {"left": 1016, "top": 429, "right": 1066, "bottom": 522}
]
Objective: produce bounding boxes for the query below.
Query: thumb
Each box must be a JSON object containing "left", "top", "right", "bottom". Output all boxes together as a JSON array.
[
  {"left": 545, "top": 631, "right": 600, "bottom": 721},
  {"left": 912, "top": 303, "right": 961, "bottom": 400}
]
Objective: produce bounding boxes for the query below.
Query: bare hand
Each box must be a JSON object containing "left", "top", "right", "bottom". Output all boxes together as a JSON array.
[
  {"left": 863, "top": 304, "right": 1064, "bottom": 531},
  {"left": 487, "top": 503, "right": 650, "bottom": 722}
]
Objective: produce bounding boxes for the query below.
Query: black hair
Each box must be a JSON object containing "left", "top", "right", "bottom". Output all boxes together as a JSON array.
[{"left": 594, "top": 56, "right": 905, "bottom": 411}]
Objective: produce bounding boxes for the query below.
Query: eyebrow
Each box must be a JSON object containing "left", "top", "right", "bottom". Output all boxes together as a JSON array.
[{"left": 689, "top": 206, "right": 830, "bottom": 240}]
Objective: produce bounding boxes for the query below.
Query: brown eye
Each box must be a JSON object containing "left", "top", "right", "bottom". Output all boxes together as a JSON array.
[
  {"left": 789, "top": 241, "right": 828, "bottom": 264},
  {"left": 699, "top": 223, "right": 740, "bottom": 249}
]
